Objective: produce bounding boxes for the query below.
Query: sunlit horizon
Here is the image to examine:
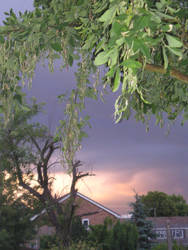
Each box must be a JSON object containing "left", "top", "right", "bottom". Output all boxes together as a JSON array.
[{"left": 51, "top": 166, "right": 187, "bottom": 214}]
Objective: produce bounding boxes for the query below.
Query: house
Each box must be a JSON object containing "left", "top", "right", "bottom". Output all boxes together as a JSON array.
[
  {"left": 28, "top": 192, "right": 121, "bottom": 249},
  {"left": 148, "top": 216, "right": 188, "bottom": 246}
]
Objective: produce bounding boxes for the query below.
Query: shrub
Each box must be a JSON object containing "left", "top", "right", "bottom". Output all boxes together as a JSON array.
[
  {"left": 69, "top": 241, "right": 99, "bottom": 250},
  {"left": 40, "top": 216, "right": 88, "bottom": 249},
  {"left": 40, "top": 234, "right": 58, "bottom": 250},
  {"left": 151, "top": 242, "right": 188, "bottom": 250},
  {"left": 88, "top": 218, "right": 138, "bottom": 250}
]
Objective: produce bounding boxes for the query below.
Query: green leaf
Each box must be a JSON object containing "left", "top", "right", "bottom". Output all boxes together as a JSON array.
[
  {"left": 166, "top": 34, "right": 183, "bottom": 48},
  {"left": 183, "top": 113, "right": 188, "bottom": 121},
  {"left": 68, "top": 55, "right": 73, "bottom": 66},
  {"left": 137, "top": 89, "right": 151, "bottom": 104},
  {"left": 161, "top": 24, "right": 173, "bottom": 32},
  {"left": 0, "top": 105, "right": 4, "bottom": 113},
  {"left": 13, "top": 94, "right": 22, "bottom": 104},
  {"left": 109, "top": 48, "right": 118, "bottom": 66},
  {"left": 144, "top": 36, "right": 162, "bottom": 46},
  {"left": 112, "top": 68, "right": 120, "bottom": 92},
  {"left": 122, "top": 59, "right": 142, "bottom": 69},
  {"left": 162, "top": 47, "right": 168, "bottom": 69},
  {"left": 167, "top": 47, "right": 183, "bottom": 57},
  {"left": 99, "top": 6, "right": 117, "bottom": 23},
  {"left": 116, "top": 37, "right": 125, "bottom": 46},
  {"left": 156, "top": 11, "right": 175, "bottom": 20},
  {"left": 22, "top": 105, "right": 31, "bottom": 112},
  {"left": 140, "top": 43, "right": 150, "bottom": 58},
  {"left": 51, "top": 42, "right": 62, "bottom": 52},
  {"left": 84, "top": 115, "right": 90, "bottom": 121},
  {"left": 116, "top": 14, "right": 127, "bottom": 21},
  {"left": 85, "top": 87, "right": 97, "bottom": 99},
  {"left": 111, "top": 21, "right": 123, "bottom": 36},
  {"left": 94, "top": 51, "right": 108, "bottom": 66},
  {"left": 151, "top": 13, "right": 161, "bottom": 23},
  {"left": 133, "top": 39, "right": 151, "bottom": 58},
  {"left": 156, "top": 2, "right": 163, "bottom": 10},
  {"left": 0, "top": 35, "right": 5, "bottom": 44},
  {"left": 79, "top": 131, "right": 88, "bottom": 140},
  {"left": 133, "top": 15, "right": 151, "bottom": 30},
  {"left": 106, "top": 66, "right": 116, "bottom": 77}
]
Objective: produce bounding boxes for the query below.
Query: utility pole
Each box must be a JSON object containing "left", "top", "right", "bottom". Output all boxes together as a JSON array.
[{"left": 166, "top": 220, "right": 172, "bottom": 250}]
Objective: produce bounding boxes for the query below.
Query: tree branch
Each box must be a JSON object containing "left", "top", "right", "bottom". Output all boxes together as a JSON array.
[
  {"left": 30, "top": 136, "right": 40, "bottom": 151},
  {"left": 15, "top": 161, "right": 43, "bottom": 201},
  {"left": 143, "top": 63, "right": 188, "bottom": 84},
  {"left": 47, "top": 161, "right": 61, "bottom": 169},
  {"left": 37, "top": 162, "right": 44, "bottom": 186}
]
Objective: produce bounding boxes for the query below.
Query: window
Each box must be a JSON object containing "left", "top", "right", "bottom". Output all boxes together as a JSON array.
[
  {"left": 156, "top": 230, "right": 167, "bottom": 239},
  {"left": 171, "top": 229, "right": 184, "bottom": 239},
  {"left": 82, "top": 218, "right": 89, "bottom": 230},
  {"left": 30, "top": 240, "right": 38, "bottom": 249},
  {"left": 27, "top": 240, "right": 38, "bottom": 249},
  {"left": 155, "top": 229, "right": 184, "bottom": 240}
]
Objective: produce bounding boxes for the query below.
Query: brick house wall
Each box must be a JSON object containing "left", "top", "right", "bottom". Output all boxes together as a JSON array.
[
  {"left": 148, "top": 216, "right": 188, "bottom": 246},
  {"left": 74, "top": 195, "right": 118, "bottom": 225},
  {"left": 29, "top": 192, "right": 120, "bottom": 249}
]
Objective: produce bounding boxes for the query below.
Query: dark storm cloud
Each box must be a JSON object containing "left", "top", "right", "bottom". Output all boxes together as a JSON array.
[
  {"left": 29, "top": 62, "right": 188, "bottom": 202},
  {"left": 1, "top": 1, "right": 188, "bottom": 211}
]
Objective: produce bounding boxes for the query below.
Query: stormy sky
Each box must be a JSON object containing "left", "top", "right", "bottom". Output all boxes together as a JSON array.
[{"left": 1, "top": 1, "right": 188, "bottom": 214}]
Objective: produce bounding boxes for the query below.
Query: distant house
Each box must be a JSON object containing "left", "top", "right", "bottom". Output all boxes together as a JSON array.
[
  {"left": 148, "top": 216, "right": 188, "bottom": 246},
  {"left": 28, "top": 192, "right": 121, "bottom": 249}
]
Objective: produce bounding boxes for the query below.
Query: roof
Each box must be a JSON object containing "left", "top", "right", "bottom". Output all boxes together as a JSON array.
[
  {"left": 31, "top": 192, "right": 121, "bottom": 221},
  {"left": 120, "top": 214, "right": 132, "bottom": 219},
  {"left": 148, "top": 216, "right": 188, "bottom": 229}
]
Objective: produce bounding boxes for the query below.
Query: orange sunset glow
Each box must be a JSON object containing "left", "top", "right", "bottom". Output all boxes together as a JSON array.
[
  {"left": 1, "top": 0, "right": 187, "bottom": 221},
  {"left": 51, "top": 165, "right": 184, "bottom": 214}
]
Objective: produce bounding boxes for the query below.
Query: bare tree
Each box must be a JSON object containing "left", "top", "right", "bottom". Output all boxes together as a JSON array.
[{"left": 0, "top": 100, "right": 91, "bottom": 248}]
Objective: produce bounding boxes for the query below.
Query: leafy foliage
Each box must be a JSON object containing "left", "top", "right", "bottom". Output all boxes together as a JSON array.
[
  {"left": 141, "top": 191, "right": 188, "bottom": 217},
  {"left": 0, "top": 173, "right": 36, "bottom": 250},
  {"left": 0, "top": 205, "right": 35, "bottom": 250},
  {"left": 0, "top": 0, "right": 187, "bottom": 126},
  {"left": 88, "top": 218, "right": 138, "bottom": 250},
  {"left": 0, "top": 98, "right": 69, "bottom": 247},
  {"left": 71, "top": 216, "right": 88, "bottom": 243},
  {"left": 151, "top": 242, "right": 188, "bottom": 250},
  {"left": 40, "top": 216, "right": 88, "bottom": 249},
  {"left": 40, "top": 234, "right": 59, "bottom": 250}
]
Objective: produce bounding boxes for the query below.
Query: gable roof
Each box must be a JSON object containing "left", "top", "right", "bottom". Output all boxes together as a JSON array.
[
  {"left": 63, "top": 192, "right": 121, "bottom": 218},
  {"left": 31, "top": 192, "right": 121, "bottom": 221}
]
